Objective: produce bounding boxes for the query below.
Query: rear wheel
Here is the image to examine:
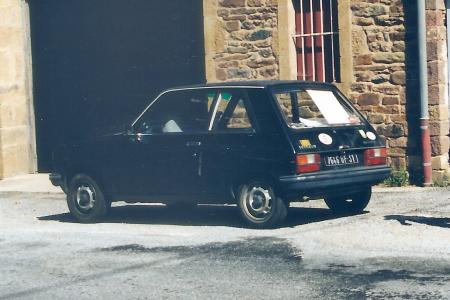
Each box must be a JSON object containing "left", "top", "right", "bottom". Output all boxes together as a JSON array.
[
  {"left": 324, "top": 187, "right": 371, "bottom": 214},
  {"left": 237, "top": 182, "right": 287, "bottom": 228},
  {"left": 67, "top": 174, "right": 110, "bottom": 223}
]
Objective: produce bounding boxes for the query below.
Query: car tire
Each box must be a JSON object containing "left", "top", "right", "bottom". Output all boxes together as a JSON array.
[
  {"left": 324, "top": 187, "right": 372, "bottom": 214},
  {"left": 237, "top": 182, "right": 287, "bottom": 229},
  {"left": 67, "top": 174, "right": 110, "bottom": 223}
]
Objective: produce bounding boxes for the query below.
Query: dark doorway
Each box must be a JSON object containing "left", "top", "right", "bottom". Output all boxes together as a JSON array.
[{"left": 28, "top": 0, "right": 206, "bottom": 171}]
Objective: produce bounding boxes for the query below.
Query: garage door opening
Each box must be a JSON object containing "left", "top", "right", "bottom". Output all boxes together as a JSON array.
[{"left": 29, "top": 0, "right": 206, "bottom": 171}]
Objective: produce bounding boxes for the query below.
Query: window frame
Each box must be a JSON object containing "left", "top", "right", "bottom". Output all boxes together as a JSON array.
[
  {"left": 209, "top": 89, "right": 258, "bottom": 133},
  {"left": 292, "top": 0, "right": 341, "bottom": 83}
]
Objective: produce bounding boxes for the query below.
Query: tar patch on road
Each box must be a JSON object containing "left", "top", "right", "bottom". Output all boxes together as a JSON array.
[
  {"left": 96, "top": 237, "right": 303, "bottom": 262},
  {"left": 323, "top": 263, "right": 450, "bottom": 299},
  {"left": 94, "top": 237, "right": 450, "bottom": 299},
  {"left": 1, "top": 237, "right": 450, "bottom": 299}
]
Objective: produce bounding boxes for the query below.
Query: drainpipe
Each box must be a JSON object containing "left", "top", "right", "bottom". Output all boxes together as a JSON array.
[{"left": 417, "top": 0, "right": 432, "bottom": 186}]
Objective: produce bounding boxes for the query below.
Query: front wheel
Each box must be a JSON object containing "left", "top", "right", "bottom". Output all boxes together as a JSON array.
[
  {"left": 67, "top": 174, "right": 110, "bottom": 223},
  {"left": 324, "top": 187, "right": 372, "bottom": 214},
  {"left": 237, "top": 182, "right": 287, "bottom": 228}
]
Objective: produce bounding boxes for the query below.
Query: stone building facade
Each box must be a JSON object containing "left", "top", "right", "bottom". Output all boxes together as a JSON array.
[
  {"left": 204, "top": 0, "right": 450, "bottom": 183},
  {"left": 0, "top": 0, "right": 35, "bottom": 179},
  {"left": 0, "top": 0, "right": 449, "bottom": 183},
  {"left": 425, "top": 0, "right": 450, "bottom": 181}
]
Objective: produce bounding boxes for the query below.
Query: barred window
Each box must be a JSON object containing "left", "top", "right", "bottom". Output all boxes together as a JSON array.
[{"left": 294, "top": 0, "right": 340, "bottom": 82}]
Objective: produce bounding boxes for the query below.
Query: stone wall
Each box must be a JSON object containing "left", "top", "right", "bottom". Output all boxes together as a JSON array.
[
  {"left": 208, "top": 0, "right": 280, "bottom": 82},
  {"left": 205, "top": 0, "right": 412, "bottom": 169},
  {"left": 347, "top": 0, "right": 408, "bottom": 169},
  {"left": 0, "top": 0, "right": 36, "bottom": 178},
  {"left": 205, "top": 0, "right": 450, "bottom": 178},
  {"left": 426, "top": 0, "right": 450, "bottom": 180}
]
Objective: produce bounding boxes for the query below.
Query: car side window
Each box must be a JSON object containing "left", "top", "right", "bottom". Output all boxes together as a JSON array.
[
  {"left": 134, "top": 90, "right": 211, "bottom": 134},
  {"left": 211, "top": 90, "right": 255, "bottom": 132},
  {"left": 224, "top": 99, "right": 252, "bottom": 129}
]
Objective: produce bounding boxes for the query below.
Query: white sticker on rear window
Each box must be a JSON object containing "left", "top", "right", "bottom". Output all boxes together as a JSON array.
[
  {"left": 306, "top": 90, "right": 351, "bottom": 125},
  {"left": 366, "top": 131, "right": 377, "bottom": 140},
  {"left": 318, "top": 133, "right": 333, "bottom": 145}
]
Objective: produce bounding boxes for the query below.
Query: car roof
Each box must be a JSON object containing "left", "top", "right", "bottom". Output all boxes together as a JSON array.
[{"left": 166, "top": 80, "right": 335, "bottom": 91}]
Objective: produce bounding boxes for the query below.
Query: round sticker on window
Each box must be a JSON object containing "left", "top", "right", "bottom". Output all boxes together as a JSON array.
[
  {"left": 366, "top": 131, "right": 376, "bottom": 141},
  {"left": 359, "top": 130, "right": 367, "bottom": 139},
  {"left": 318, "top": 133, "right": 333, "bottom": 145}
]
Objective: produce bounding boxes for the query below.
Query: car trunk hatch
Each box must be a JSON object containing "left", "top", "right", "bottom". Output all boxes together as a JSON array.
[{"left": 289, "top": 126, "right": 381, "bottom": 171}]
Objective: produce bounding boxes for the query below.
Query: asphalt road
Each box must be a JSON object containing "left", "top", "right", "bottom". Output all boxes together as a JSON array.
[{"left": 1, "top": 188, "right": 450, "bottom": 299}]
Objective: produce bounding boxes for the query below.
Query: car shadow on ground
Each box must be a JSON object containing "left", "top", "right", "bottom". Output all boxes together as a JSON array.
[
  {"left": 384, "top": 215, "right": 450, "bottom": 229},
  {"left": 37, "top": 204, "right": 363, "bottom": 228}
]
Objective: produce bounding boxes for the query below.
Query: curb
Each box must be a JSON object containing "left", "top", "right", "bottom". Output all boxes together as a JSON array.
[
  {"left": 373, "top": 186, "right": 439, "bottom": 193},
  {"left": 0, "top": 174, "right": 62, "bottom": 194},
  {"left": 0, "top": 174, "right": 445, "bottom": 194}
]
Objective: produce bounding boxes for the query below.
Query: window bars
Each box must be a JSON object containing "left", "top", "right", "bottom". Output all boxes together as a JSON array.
[{"left": 293, "top": 0, "right": 340, "bottom": 82}]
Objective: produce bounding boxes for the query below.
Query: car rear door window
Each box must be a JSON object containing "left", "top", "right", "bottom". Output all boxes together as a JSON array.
[{"left": 210, "top": 90, "right": 255, "bottom": 132}]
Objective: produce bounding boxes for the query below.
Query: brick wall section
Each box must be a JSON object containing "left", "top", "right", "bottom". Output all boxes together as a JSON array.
[
  {"left": 0, "top": 0, "right": 35, "bottom": 178},
  {"left": 213, "top": 0, "right": 280, "bottom": 81},
  {"left": 347, "top": 0, "right": 407, "bottom": 169},
  {"left": 426, "top": 0, "right": 450, "bottom": 179}
]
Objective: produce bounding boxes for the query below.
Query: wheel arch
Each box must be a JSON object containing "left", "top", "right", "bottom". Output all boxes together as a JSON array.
[
  {"left": 65, "top": 165, "right": 108, "bottom": 197},
  {"left": 231, "top": 173, "right": 283, "bottom": 202}
]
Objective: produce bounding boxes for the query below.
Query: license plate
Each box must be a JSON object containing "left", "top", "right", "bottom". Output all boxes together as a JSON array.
[{"left": 324, "top": 153, "right": 359, "bottom": 167}]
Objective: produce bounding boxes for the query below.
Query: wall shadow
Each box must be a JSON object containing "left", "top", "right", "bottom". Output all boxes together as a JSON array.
[
  {"left": 385, "top": 215, "right": 450, "bottom": 228},
  {"left": 37, "top": 204, "right": 363, "bottom": 228}
]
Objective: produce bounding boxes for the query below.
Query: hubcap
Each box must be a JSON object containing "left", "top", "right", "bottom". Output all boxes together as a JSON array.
[
  {"left": 243, "top": 186, "right": 273, "bottom": 222},
  {"left": 76, "top": 185, "right": 95, "bottom": 212}
]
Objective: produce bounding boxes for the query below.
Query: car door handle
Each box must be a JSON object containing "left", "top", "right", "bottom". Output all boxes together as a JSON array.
[{"left": 186, "top": 141, "right": 202, "bottom": 147}]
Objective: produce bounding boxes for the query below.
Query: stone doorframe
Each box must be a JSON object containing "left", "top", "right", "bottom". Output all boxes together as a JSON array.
[
  {"left": 447, "top": 0, "right": 450, "bottom": 165},
  {"left": 447, "top": 0, "right": 450, "bottom": 121},
  {"left": 0, "top": 0, "right": 37, "bottom": 179},
  {"left": 426, "top": 0, "right": 450, "bottom": 179}
]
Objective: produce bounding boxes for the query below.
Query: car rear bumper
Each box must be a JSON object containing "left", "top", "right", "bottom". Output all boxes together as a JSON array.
[{"left": 278, "top": 166, "right": 391, "bottom": 198}]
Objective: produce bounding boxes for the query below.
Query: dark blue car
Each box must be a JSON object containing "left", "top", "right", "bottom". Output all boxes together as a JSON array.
[{"left": 50, "top": 81, "right": 390, "bottom": 228}]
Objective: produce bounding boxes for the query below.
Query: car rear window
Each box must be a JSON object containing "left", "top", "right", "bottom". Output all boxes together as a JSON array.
[{"left": 273, "top": 88, "right": 362, "bottom": 129}]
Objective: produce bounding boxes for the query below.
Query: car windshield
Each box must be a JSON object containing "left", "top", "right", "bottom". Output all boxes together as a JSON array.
[{"left": 273, "top": 88, "right": 362, "bottom": 128}]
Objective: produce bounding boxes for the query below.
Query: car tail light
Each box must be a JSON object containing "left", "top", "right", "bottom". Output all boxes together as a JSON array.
[
  {"left": 296, "top": 153, "right": 321, "bottom": 173},
  {"left": 364, "top": 148, "right": 387, "bottom": 166}
]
